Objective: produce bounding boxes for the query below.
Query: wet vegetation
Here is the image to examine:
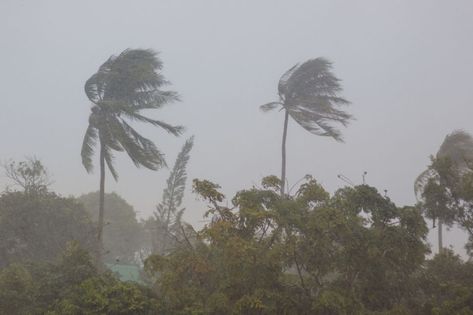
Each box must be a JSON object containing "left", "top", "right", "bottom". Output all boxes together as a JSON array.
[{"left": 2, "top": 48, "right": 473, "bottom": 314}]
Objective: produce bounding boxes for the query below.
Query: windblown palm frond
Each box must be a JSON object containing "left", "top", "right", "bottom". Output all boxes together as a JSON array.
[
  {"left": 260, "top": 102, "right": 281, "bottom": 112},
  {"left": 263, "top": 58, "right": 352, "bottom": 141},
  {"left": 260, "top": 57, "right": 352, "bottom": 195},
  {"left": 81, "top": 124, "right": 98, "bottom": 173},
  {"left": 81, "top": 49, "right": 183, "bottom": 180}
]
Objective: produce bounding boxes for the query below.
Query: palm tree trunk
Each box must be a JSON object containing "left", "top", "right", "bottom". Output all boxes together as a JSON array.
[
  {"left": 97, "top": 143, "right": 106, "bottom": 266},
  {"left": 438, "top": 219, "right": 443, "bottom": 254},
  {"left": 280, "top": 109, "right": 289, "bottom": 195}
]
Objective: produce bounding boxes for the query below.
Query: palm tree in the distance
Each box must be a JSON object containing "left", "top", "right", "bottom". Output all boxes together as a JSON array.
[
  {"left": 81, "top": 49, "right": 183, "bottom": 265},
  {"left": 415, "top": 130, "right": 473, "bottom": 254},
  {"left": 260, "top": 58, "right": 353, "bottom": 195}
]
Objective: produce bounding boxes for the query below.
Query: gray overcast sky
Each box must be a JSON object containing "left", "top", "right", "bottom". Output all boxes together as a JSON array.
[{"left": 1, "top": 0, "right": 473, "bottom": 255}]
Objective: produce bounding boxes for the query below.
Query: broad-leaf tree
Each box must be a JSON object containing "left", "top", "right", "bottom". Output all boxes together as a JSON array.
[
  {"left": 415, "top": 130, "right": 473, "bottom": 253},
  {"left": 260, "top": 58, "right": 352, "bottom": 195},
  {"left": 81, "top": 49, "right": 183, "bottom": 264},
  {"left": 145, "top": 176, "right": 428, "bottom": 314},
  {"left": 420, "top": 249, "right": 473, "bottom": 314}
]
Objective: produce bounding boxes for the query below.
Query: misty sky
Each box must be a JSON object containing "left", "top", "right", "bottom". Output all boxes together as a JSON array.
[{"left": 2, "top": 0, "right": 473, "bottom": 255}]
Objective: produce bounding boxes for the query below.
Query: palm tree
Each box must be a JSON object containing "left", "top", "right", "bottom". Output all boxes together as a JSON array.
[
  {"left": 415, "top": 130, "right": 473, "bottom": 254},
  {"left": 81, "top": 49, "right": 183, "bottom": 264},
  {"left": 260, "top": 58, "right": 352, "bottom": 195}
]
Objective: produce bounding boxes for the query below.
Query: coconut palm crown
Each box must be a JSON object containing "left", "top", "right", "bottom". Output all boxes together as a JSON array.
[
  {"left": 260, "top": 58, "right": 352, "bottom": 194},
  {"left": 81, "top": 49, "right": 183, "bottom": 179}
]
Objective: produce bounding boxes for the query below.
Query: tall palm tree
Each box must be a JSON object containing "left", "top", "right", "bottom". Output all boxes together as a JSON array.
[
  {"left": 415, "top": 130, "right": 473, "bottom": 254},
  {"left": 81, "top": 49, "right": 183, "bottom": 264},
  {"left": 260, "top": 58, "right": 352, "bottom": 195}
]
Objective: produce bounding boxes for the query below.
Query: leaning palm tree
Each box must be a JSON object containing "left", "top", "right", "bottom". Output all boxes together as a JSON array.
[
  {"left": 260, "top": 58, "right": 352, "bottom": 195},
  {"left": 415, "top": 130, "right": 473, "bottom": 254},
  {"left": 81, "top": 49, "right": 183, "bottom": 264}
]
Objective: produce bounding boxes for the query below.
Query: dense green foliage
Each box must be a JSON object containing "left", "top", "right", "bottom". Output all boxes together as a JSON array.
[
  {"left": 143, "top": 177, "right": 432, "bottom": 314},
  {"left": 3, "top": 174, "right": 473, "bottom": 314},
  {"left": 0, "top": 242, "right": 158, "bottom": 314}
]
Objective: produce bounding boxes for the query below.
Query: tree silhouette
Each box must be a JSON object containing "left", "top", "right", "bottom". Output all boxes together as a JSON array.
[
  {"left": 261, "top": 58, "right": 352, "bottom": 195},
  {"left": 81, "top": 49, "right": 183, "bottom": 264}
]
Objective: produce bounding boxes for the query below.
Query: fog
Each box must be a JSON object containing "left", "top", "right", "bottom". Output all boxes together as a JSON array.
[{"left": 2, "top": 0, "right": 473, "bottom": 256}]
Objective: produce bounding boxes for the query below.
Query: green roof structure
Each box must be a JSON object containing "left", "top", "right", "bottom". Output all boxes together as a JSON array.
[{"left": 106, "top": 263, "right": 143, "bottom": 284}]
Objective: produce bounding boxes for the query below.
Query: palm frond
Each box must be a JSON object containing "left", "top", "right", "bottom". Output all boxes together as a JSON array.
[
  {"left": 81, "top": 123, "right": 98, "bottom": 173},
  {"left": 121, "top": 111, "right": 184, "bottom": 136},
  {"left": 286, "top": 100, "right": 351, "bottom": 141},
  {"left": 113, "top": 118, "right": 167, "bottom": 170},
  {"left": 278, "top": 63, "right": 299, "bottom": 98},
  {"left": 103, "top": 146, "right": 118, "bottom": 181},
  {"left": 84, "top": 56, "right": 115, "bottom": 103},
  {"left": 260, "top": 102, "right": 281, "bottom": 112},
  {"left": 131, "top": 90, "right": 180, "bottom": 109},
  {"left": 103, "top": 50, "right": 168, "bottom": 102},
  {"left": 271, "top": 58, "right": 352, "bottom": 141},
  {"left": 285, "top": 58, "right": 343, "bottom": 97}
]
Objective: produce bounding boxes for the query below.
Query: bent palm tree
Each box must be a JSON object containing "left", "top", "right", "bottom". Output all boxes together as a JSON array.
[
  {"left": 81, "top": 49, "right": 183, "bottom": 264},
  {"left": 260, "top": 58, "right": 352, "bottom": 195},
  {"left": 415, "top": 130, "right": 473, "bottom": 254}
]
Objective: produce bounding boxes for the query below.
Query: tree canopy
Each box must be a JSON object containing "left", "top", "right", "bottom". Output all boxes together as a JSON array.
[{"left": 145, "top": 177, "right": 430, "bottom": 314}]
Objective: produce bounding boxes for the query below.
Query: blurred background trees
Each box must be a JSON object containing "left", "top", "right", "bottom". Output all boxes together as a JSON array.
[{"left": 77, "top": 192, "right": 144, "bottom": 265}]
